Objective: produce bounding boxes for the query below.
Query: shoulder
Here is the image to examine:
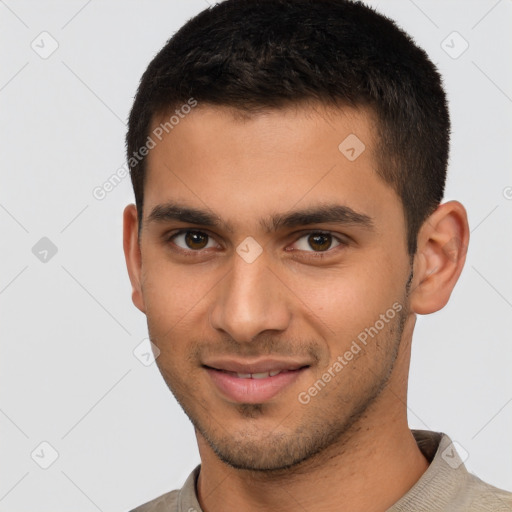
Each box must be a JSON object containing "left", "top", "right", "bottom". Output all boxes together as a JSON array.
[
  {"left": 128, "top": 465, "right": 201, "bottom": 512},
  {"left": 391, "top": 431, "right": 512, "bottom": 511},
  {"left": 462, "top": 473, "right": 512, "bottom": 511},
  {"left": 129, "top": 489, "right": 179, "bottom": 512}
]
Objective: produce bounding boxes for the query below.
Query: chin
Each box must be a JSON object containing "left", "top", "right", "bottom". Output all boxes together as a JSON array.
[{"left": 195, "top": 415, "right": 351, "bottom": 473}]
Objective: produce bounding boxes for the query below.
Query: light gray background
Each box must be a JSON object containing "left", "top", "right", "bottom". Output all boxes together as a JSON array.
[{"left": 0, "top": 1, "right": 511, "bottom": 511}]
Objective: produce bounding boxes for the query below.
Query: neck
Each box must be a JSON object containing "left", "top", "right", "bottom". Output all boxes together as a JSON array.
[{"left": 196, "top": 315, "right": 429, "bottom": 512}]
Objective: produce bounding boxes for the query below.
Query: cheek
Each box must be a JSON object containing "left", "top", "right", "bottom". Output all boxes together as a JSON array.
[
  {"left": 140, "top": 254, "right": 207, "bottom": 333},
  {"left": 140, "top": 250, "right": 232, "bottom": 353},
  {"left": 287, "top": 264, "right": 402, "bottom": 341},
  {"left": 286, "top": 265, "right": 360, "bottom": 309}
]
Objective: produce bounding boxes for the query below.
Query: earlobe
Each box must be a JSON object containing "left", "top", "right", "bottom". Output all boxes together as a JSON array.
[
  {"left": 122, "top": 204, "right": 146, "bottom": 313},
  {"left": 409, "top": 201, "right": 469, "bottom": 315}
]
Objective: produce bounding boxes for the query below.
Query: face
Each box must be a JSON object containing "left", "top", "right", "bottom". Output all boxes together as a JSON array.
[{"left": 128, "top": 103, "right": 414, "bottom": 471}]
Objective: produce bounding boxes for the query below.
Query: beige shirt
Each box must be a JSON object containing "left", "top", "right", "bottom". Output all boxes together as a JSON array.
[{"left": 130, "top": 430, "right": 512, "bottom": 511}]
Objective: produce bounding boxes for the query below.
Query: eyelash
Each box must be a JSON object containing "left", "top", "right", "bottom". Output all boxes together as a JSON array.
[{"left": 165, "top": 229, "right": 349, "bottom": 259}]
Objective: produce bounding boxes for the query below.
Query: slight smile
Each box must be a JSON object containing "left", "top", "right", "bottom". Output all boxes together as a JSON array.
[{"left": 203, "top": 359, "right": 311, "bottom": 403}]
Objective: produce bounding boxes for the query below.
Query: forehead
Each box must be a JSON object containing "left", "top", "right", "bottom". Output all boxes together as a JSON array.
[
  {"left": 143, "top": 103, "right": 402, "bottom": 231},
  {"left": 149, "top": 101, "right": 378, "bottom": 162}
]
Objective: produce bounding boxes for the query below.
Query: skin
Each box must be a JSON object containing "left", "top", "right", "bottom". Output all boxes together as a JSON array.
[{"left": 123, "top": 102, "right": 470, "bottom": 512}]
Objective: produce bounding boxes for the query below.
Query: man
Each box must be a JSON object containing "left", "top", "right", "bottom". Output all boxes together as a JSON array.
[{"left": 123, "top": 0, "right": 512, "bottom": 510}]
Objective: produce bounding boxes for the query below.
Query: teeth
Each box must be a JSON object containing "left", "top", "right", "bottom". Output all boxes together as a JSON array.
[
  {"left": 252, "top": 372, "right": 270, "bottom": 379},
  {"left": 234, "top": 370, "right": 283, "bottom": 379}
]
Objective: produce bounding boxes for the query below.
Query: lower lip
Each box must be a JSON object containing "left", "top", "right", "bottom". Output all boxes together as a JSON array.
[{"left": 206, "top": 368, "right": 307, "bottom": 403}]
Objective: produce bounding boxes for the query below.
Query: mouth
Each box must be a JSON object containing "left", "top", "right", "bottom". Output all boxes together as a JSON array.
[
  {"left": 203, "top": 360, "right": 311, "bottom": 403},
  {"left": 214, "top": 369, "right": 294, "bottom": 379}
]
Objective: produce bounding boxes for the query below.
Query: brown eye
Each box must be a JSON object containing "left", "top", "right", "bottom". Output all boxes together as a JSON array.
[
  {"left": 290, "top": 231, "right": 343, "bottom": 254},
  {"left": 184, "top": 231, "right": 209, "bottom": 249},
  {"left": 307, "top": 233, "right": 333, "bottom": 251},
  {"left": 170, "top": 230, "right": 218, "bottom": 251}
]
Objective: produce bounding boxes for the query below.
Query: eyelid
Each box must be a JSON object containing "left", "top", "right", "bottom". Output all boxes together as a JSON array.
[
  {"left": 166, "top": 228, "right": 222, "bottom": 251},
  {"left": 287, "top": 230, "right": 349, "bottom": 253}
]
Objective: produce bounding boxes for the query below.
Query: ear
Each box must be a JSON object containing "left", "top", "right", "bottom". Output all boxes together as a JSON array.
[
  {"left": 409, "top": 200, "right": 469, "bottom": 315},
  {"left": 123, "top": 204, "right": 146, "bottom": 313}
]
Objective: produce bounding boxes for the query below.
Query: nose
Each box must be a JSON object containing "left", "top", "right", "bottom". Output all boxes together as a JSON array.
[{"left": 209, "top": 252, "right": 291, "bottom": 343}]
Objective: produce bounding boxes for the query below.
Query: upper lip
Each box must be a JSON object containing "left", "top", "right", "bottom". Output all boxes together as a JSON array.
[{"left": 203, "top": 358, "right": 310, "bottom": 374}]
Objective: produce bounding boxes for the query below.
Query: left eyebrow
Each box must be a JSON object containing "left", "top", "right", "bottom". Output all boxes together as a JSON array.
[
  {"left": 145, "top": 201, "right": 374, "bottom": 233},
  {"left": 263, "top": 204, "right": 374, "bottom": 232}
]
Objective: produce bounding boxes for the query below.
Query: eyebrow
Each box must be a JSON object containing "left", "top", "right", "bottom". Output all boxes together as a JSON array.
[{"left": 146, "top": 202, "right": 374, "bottom": 233}]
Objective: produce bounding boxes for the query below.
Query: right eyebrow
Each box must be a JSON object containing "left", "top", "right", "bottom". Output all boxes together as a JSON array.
[{"left": 146, "top": 202, "right": 233, "bottom": 232}]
